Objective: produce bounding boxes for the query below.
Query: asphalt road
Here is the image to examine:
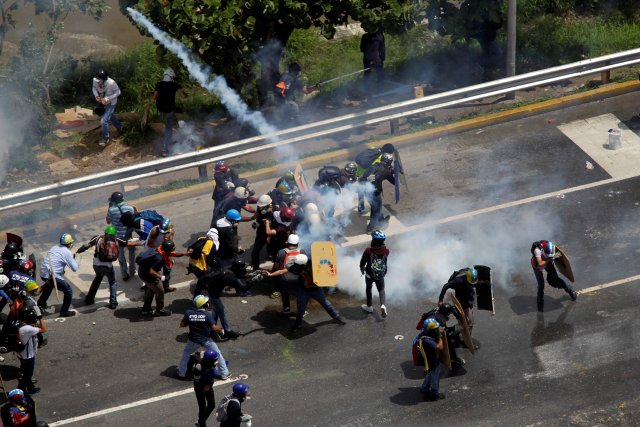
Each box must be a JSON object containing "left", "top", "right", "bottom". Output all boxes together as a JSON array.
[{"left": 4, "top": 91, "right": 640, "bottom": 426}]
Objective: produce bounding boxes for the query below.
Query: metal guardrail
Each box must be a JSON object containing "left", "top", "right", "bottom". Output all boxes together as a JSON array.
[{"left": 2, "top": 48, "right": 640, "bottom": 212}]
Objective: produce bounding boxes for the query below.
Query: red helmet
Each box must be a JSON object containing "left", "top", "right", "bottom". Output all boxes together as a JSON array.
[
  {"left": 280, "top": 207, "right": 295, "bottom": 222},
  {"left": 20, "top": 260, "right": 34, "bottom": 273},
  {"left": 214, "top": 161, "right": 229, "bottom": 173}
]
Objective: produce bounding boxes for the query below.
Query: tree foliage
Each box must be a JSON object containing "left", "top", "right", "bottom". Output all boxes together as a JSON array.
[{"left": 126, "top": 0, "right": 424, "bottom": 106}]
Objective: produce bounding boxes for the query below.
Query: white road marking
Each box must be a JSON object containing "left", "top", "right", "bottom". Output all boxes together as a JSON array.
[
  {"left": 49, "top": 375, "right": 248, "bottom": 426},
  {"left": 558, "top": 113, "right": 640, "bottom": 178},
  {"left": 577, "top": 274, "right": 640, "bottom": 295}
]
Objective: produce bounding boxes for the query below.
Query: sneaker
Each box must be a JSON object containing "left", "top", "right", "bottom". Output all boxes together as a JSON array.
[
  {"left": 452, "top": 356, "right": 466, "bottom": 365},
  {"left": 122, "top": 274, "right": 131, "bottom": 282},
  {"left": 380, "top": 305, "right": 388, "bottom": 318},
  {"left": 108, "top": 303, "right": 118, "bottom": 310},
  {"left": 38, "top": 306, "right": 50, "bottom": 314},
  {"left": 225, "top": 330, "right": 240, "bottom": 339},
  {"left": 281, "top": 308, "right": 291, "bottom": 315},
  {"left": 99, "top": 139, "right": 108, "bottom": 147},
  {"left": 302, "top": 310, "right": 309, "bottom": 318},
  {"left": 361, "top": 304, "right": 373, "bottom": 313},
  {"left": 140, "top": 308, "right": 154, "bottom": 316},
  {"left": 59, "top": 310, "right": 77, "bottom": 318},
  {"left": 154, "top": 309, "right": 171, "bottom": 317},
  {"left": 164, "top": 287, "right": 177, "bottom": 293},
  {"left": 570, "top": 291, "right": 578, "bottom": 301},
  {"left": 219, "top": 373, "right": 232, "bottom": 381},
  {"left": 334, "top": 316, "right": 346, "bottom": 325},
  {"left": 213, "top": 332, "right": 228, "bottom": 342},
  {"left": 84, "top": 298, "right": 95, "bottom": 305}
]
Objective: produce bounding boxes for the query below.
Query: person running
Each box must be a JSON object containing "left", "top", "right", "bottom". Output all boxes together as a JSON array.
[
  {"left": 177, "top": 295, "right": 230, "bottom": 380},
  {"left": 76, "top": 225, "right": 140, "bottom": 309},
  {"left": 359, "top": 230, "right": 390, "bottom": 317},
  {"left": 437, "top": 267, "right": 479, "bottom": 333},
  {"left": 531, "top": 240, "right": 577, "bottom": 312},
  {"left": 37, "top": 233, "right": 78, "bottom": 317},
  {"left": 360, "top": 152, "right": 395, "bottom": 233}
]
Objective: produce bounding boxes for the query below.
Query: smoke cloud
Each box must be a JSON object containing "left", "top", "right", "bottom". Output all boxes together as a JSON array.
[{"left": 0, "top": 86, "right": 34, "bottom": 184}]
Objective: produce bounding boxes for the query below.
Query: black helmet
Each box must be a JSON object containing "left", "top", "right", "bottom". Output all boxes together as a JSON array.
[
  {"left": 161, "top": 240, "right": 175, "bottom": 253},
  {"left": 4, "top": 242, "right": 18, "bottom": 256},
  {"left": 438, "top": 303, "right": 453, "bottom": 317},
  {"left": 120, "top": 211, "right": 134, "bottom": 227},
  {"left": 380, "top": 152, "right": 393, "bottom": 165},
  {"left": 344, "top": 162, "right": 357, "bottom": 176},
  {"left": 288, "top": 62, "right": 302, "bottom": 74},
  {"left": 381, "top": 143, "right": 395, "bottom": 154},
  {"left": 231, "top": 260, "right": 248, "bottom": 276},
  {"left": 109, "top": 191, "right": 124, "bottom": 204},
  {"left": 96, "top": 70, "right": 108, "bottom": 81},
  {"left": 20, "top": 306, "right": 38, "bottom": 325}
]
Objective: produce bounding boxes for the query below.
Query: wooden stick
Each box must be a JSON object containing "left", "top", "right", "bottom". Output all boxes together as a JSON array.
[{"left": 47, "top": 253, "right": 60, "bottom": 303}]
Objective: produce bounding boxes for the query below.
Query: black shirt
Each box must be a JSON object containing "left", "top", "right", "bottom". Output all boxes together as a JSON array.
[{"left": 155, "top": 80, "right": 181, "bottom": 113}]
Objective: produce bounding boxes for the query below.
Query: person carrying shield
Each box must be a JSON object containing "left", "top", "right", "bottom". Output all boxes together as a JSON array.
[
  {"left": 437, "top": 267, "right": 478, "bottom": 333},
  {"left": 531, "top": 240, "right": 577, "bottom": 312}
]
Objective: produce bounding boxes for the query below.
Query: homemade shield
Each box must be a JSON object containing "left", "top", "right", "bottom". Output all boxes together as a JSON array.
[
  {"left": 554, "top": 246, "right": 575, "bottom": 282},
  {"left": 310, "top": 241, "right": 338, "bottom": 287},
  {"left": 440, "top": 329, "right": 452, "bottom": 370},
  {"left": 474, "top": 264, "right": 494, "bottom": 314},
  {"left": 451, "top": 295, "right": 475, "bottom": 354},
  {"left": 393, "top": 150, "right": 408, "bottom": 203},
  {"left": 294, "top": 163, "right": 309, "bottom": 194}
]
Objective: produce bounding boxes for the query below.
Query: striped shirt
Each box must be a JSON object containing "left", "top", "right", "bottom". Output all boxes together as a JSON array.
[
  {"left": 40, "top": 245, "right": 78, "bottom": 281},
  {"left": 106, "top": 203, "right": 135, "bottom": 239}
]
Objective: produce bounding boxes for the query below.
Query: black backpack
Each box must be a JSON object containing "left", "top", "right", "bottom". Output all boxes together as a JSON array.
[
  {"left": 355, "top": 148, "right": 381, "bottom": 168},
  {"left": 318, "top": 165, "right": 341, "bottom": 183},
  {"left": 188, "top": 237, "right": 208, "bottom": 260}
]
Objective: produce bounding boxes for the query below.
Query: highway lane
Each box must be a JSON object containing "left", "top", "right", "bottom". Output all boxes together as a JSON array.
[{"left": 5, "top": 90, "right": 640, "bottom": 426}]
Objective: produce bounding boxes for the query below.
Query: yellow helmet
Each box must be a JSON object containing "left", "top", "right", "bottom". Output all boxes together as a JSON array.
[
  {"left": 193, "top": 295, "right": 209, "bottom": 309},
  {"left": 25, "top": 280, "right": 39, "bottom": 294}
]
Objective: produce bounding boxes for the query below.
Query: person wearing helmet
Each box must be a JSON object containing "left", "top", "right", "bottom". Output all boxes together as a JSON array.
[
  {"left": 269, "top": 234, "right": 305, "bottom": 314},
  {"left": 138, "top": 242, "right": 172, "bottom": 317},
  {"left": 359, "top": 150, "right": 395, "bottom": 233},
  {"left": 353, "top": 144, "right": 396, "bottom": 210},
  {"left": 273, "top": 62, "right": 319, "bottom": 125},
  {"left": 265, "top": 206, "right": 295, "bottom": 262},
  {"left": 36, "top": 234, "right": 79, "bottom": 318},
  {"left": 0, "top": 259, "right": 34, "bottom": 314},
  {"left": 219, "top": 383, "right": 252, "bottom": 427},
  {"left": 417, "top": 303, "right": 466, "bottom": 367},
  {"left": 186, "top": 348, "right": 219, "bottom": 427},
  {"left": 106, "top": 191, "right": 137, "bottom": 281},
  {"left": 359, "top": 230, "right": 390, "bottom": 317},
  {"left": 178, "top": 295, "right": 230, "bottom": 381},
  {"left": 437, "top": 267, "right": 480, "bottom": 333},
  {"left": 92, "top": 69, "right": 123, "bottom": 146},
  {"left": 250, "top": 194, "right": 275, "bottom": 271},
  {"left": 211, "top": 186, "right": 256, "bottom": 227},
  {"left": 211, "top": 161, "right": 240, "bottom": 205},
  {"left": 340, "top": 162, "right": 358, "bottom": 187},
  {"left": 268, "top": 253, "right": 346, "bottom": 332},
  {"left": 188, "top": 228, "right": 220, "bottom": 283},
  {"left": 15, "top": 304, "right": 47, "bottom": 395},
  {"left": 531, "top": 240, "right": 577, "bottom": 312},
  {"left": 152, "top": 68, "right": 187, "bottom": 157},
  {"left": 157, "top": 239, "right": 189, "bottom": 294},
  {"left": 2, "top": 241, "right": 25, "bottom": 274},
  {"left": 274, "top": 171, "right": 300, "bottom": 197},
  {"left": 75, "top": 225, "right": 141, "bottom": 309},
  {"left": 413, "top": 317, "right": 445, "bottom": 401},
  {"left": 1, "top": 388, "right": 47, "bottom": 427},
  {"left": 214, "top": 210, "right": 245, "bottom": 271}
]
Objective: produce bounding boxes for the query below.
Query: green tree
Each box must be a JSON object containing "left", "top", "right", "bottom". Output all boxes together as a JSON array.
[{"left": 127, "top": 0, "right": 423, "bottom": 106}]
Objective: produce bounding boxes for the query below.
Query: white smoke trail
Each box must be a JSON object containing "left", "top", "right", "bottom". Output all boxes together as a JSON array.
[
  {"left": 0, "top": 89, "right": 33, "bottom": 183},
  {"left": 127, "top": 8, "right": 277, "bottom": 138}
]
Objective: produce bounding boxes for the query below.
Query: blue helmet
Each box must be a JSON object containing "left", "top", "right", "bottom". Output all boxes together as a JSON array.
[
  {"left": 8, "top": 389, "right": 24, "bottom": 403},
  {"left": 60, "top": 233, "right": 74, "bottom": 246},
  {"left": 371, "top": 230, "right": 386, "bottom": 241},
  {"left": 203, "top": 349, "right": 219, "bottom": 362},
  {"left": 466, "top": 267, "right": 479, "bottom": 285},
  {"left": 422, "top": 318, "right": 440, "bottom": 332},
  {"left": 226, "top": 209, "right": 242, "bottom": 222},
  {"left": 160, "top": 218, "right": 172, "bottom": 234},
  {"left": 233, "top": 383, "right": 250, "bottom": 396}
]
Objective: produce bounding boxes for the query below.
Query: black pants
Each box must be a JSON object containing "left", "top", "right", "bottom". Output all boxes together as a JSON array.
[
  {"left": 533, "top": 263, "right": 574, "bottom": 306},
  {"left": 365, "top": 277, "right": 386, "bottom": 307},
  {"left": 18, "top": 357, "right": 36, "bottom": 391},
  {"left": 251, "top": 235, "right": 267, "bottom": 271},
  {"left": 194, "top": 383, "right": 215, "bottom": 427}
]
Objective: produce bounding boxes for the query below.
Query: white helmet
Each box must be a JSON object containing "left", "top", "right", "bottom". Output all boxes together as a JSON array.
[
  {"left": 163, "top": 68, "right": 175, "bottom": 80},
  {"left": 287, "top": 234, "right": 300, "bottom": 245},
  {"left": 294, "top": 254, "right": 308, "bottom": 266},
  {"left": 305, "top": 203, "right": 318, "bottom": 213},
  {"left": 0, "top": 275, "right": 8, "bottom": 287},
  {"left": 234, "top": 187, "right": 249, "bottom": 199},
  {"left": 257, "top": 194, "right": 272, "bottom": 207}
]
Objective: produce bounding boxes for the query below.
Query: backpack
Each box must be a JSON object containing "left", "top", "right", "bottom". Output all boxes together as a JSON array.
[
  {"left": 318, "top": 165, "right": 341, "bottom": 183},
  {"left": 530, "top": 240, "right": 546, "bottom": 256},
  {"left": 215, "top": 395, "right": 240, "bottom": 422},
  {"left": 355, "top": 148, "right": 381, "bottom": 169},
  {"left": 133, "top": 209, "right": 165, "bottom": 226},
  {"left": 369, "top": 252, "right": 387, "bottom": 281},
  {"left": 97, "top": 235, "right": 119, "bottom": 262},
  {"left": 188, "top": 237, "right": 208, "bottom": 260}
]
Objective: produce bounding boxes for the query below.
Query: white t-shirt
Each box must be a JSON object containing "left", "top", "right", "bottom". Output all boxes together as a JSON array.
[{"left": 17, "top": 324, "right": 40, "bottom": 359}]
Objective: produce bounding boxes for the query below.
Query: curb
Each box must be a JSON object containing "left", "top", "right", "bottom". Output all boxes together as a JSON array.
[{"left": 7, "top": 79, "right": 640, "bottom": 238}]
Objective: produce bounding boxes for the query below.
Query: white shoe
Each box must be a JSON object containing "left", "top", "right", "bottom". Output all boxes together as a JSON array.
[
  {"left": 381, "top": 305, "right": 387, "bottom": 318},
  {"left": 361, "top": 304, "right": 373, "bottom": 313}
]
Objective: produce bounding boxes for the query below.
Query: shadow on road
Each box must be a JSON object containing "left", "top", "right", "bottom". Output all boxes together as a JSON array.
[{"left": 389, "top": 387, "right": 429, "bottom": 406}]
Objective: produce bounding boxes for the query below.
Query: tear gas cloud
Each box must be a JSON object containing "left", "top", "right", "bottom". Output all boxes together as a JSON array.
[
  {"left": 127, "top": 8, "right": 279, "bottom": 143},
  {"left": 296, "top": 167, "right": 561, "bottom": 308},
  {"left": 0, "top": 87, "right": 33, "bottom": 183}
]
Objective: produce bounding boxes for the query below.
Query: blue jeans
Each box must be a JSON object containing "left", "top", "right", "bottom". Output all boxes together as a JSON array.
[
  {"left": 87, "top": 265, "right": 118, "bottom": 305},
  {"left": 533, "top": 263, "right": 574, "bottom": 307},
  {"left": 101, "top": 103, "right": 122, "bottom": 141},
  {"left": 367, "top": 192, "right": 384, "bottom": 231},
  {"left": 178, "top": 338, "right": 229, "bottom": 378},
  {"left": 211, "top": 298, "right": 231, "bottom": 333},
  {"left": 420, "top": 362, "right": 442, "bottom": 397},
  {"left": 162, "top": 111, "right": 175, "bottom": 152},
  {"left": 37, "top": 276, "right": 73, "bottom": 313},
  {"left": 294, "top": 287, "right": 340, "bottom": 325}
]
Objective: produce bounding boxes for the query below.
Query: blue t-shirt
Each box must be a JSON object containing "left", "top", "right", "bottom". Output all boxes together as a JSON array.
[{"left": 183, "top": 308, "right": 214, "bottom": 344}]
